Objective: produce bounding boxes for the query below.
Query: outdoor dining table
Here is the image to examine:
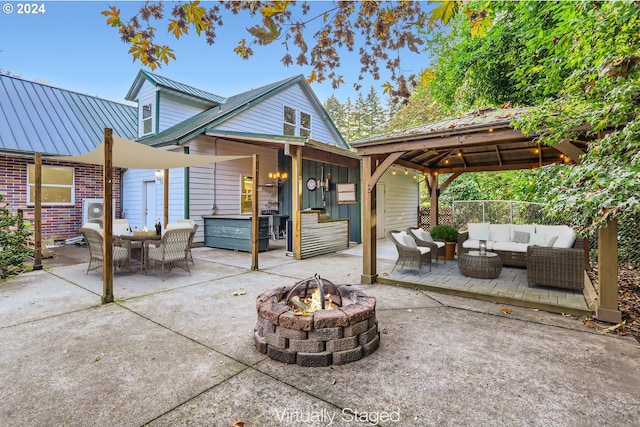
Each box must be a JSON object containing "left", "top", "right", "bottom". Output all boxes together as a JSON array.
[{"left": 120, "top": 233, "right": 161, "bottom": 272}]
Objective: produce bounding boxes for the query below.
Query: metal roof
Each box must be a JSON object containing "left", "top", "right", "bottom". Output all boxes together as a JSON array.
[
  {"left": 0, "top": 74, "right": 137, "bottom": 156},
  {"left": 126, "top": 70, "right": 226, "bottom": 105}
]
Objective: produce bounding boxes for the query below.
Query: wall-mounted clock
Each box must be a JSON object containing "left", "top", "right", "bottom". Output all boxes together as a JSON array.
[{"left": 306, "top": 178, "right": 318, "bottom": 191}]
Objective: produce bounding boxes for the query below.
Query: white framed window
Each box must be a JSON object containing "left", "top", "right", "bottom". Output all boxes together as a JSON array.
[
  {"left": 283, "top": 105, "right": 311, "bottom": 138},
  {"left": 240, "top": 176, "right": 253, "bottom": 214},
  {"left": 27, "top": 164, "right": 75, "bottom": 206},
  {"left": 141, "top": 103, "right": 153, "bottom": 135}
]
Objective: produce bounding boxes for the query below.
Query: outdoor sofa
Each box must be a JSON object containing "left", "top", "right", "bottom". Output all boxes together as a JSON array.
[{"left": 458, "top": 223, "right": 586, "bottom": 290}]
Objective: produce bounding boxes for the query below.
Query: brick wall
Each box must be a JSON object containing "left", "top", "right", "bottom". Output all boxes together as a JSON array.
[{"left": 0, "top": 154, "right": 121, "bottom": 241}]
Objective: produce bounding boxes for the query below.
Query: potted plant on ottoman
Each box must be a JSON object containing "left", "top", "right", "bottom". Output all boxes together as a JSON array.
[{"left": 429, "top": 225, "right": 459, "bottom": 260}]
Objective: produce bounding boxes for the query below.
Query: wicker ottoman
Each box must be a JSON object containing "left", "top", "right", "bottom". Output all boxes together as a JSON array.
[{"left": 459, "top": 251, "right": 503, "bottom": 279}]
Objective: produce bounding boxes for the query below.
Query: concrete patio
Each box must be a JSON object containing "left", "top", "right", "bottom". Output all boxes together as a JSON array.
[{"left": 0, "top": 241, "right": 638, "bottom": 426}]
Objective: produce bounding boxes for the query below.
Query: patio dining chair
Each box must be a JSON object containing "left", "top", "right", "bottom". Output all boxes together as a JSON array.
[
  {"left": 176, "top": 219, "right": 198, "bottom": 264},
  {"left": 387, "top": 230, "right": 432, "bottom": 277},
  {"left": 80, "top": 227, "right": 131, "bottom": 274},
  {"left": 145, "top": 227, "right": 195, "bottom": 281}
]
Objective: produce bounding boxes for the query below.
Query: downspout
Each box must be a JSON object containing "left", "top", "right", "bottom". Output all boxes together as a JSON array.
[{"left": 183, "top": 146, "right": 190, "bottom": 219}]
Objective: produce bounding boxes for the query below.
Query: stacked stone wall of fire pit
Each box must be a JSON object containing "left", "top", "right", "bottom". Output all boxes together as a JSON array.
[{"left": 254, "top": 285, "right": 379, "bottom": 367}]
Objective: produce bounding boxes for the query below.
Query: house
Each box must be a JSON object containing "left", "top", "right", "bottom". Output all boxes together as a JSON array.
[
  {"left": 0, "top": 74, "right": 137, "bottom": 240},
  {"left": 122, "top": 71, "right": 355, "bottom": 254},
  {"left": 0, "top": 71, "right": 419, "bottom": 256}
]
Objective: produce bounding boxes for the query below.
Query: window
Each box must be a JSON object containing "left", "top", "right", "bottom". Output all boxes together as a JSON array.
[
  {"left": 240, "top": 176, "right": 253, "bottom": 214},
  {"left": 27, "top": 164, "right": 74, "bottom": 205},
  {"left": 283, "top": 106, "right": 296, "bottom": 136},
  {"left": 283, "top": 105, "right": 311, "bottom": 137},
  {"left": 300, "top": 112, "right": 311, "bottom": 137},
  {"left": 142, "top": 103, "right": 153, "bottom": 135}
]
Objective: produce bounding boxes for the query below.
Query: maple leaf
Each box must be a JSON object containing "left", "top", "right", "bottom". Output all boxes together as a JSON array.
[
  {"left": 382, "top": 81, "right": 394, "bottom": 94},
  {"left": 429, "top": 0, "right": 459, "bottom": 30},
  {"left": 248, "top": 18, "right": 281, "bottom": 45},
  {"left": 260, "top": 0, "right": 290, "bottom": 18},
  {"left": 101, "top": 6, "right": 122, "bottom": 27},
  {"left": 306, "top": 70, "right": 317, "bottom": 84},
  {"left": 168, "top": 19, "right": 188, "bottom": 39}
]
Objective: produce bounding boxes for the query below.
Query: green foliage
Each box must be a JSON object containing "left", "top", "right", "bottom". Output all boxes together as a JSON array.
[
  {"left": 429, "top": 224, "right": 459, "bottom": 242},
  {"left": 0, "top": 194, "right": 33, "bottom": 280},
  {"left": 420, "top": 0, "right": 640, "bottom": 235}
]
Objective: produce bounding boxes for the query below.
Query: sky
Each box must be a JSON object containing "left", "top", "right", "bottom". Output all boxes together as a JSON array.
[{"left": 0, "top": 1, "right": 431, "bottom": 105}]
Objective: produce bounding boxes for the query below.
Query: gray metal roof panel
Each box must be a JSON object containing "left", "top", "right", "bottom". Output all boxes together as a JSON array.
[
  {"left": 139, "top": 70, "right": 226, "bottom": 104},
  {"left": 0, "top": 74, "right": 136, "bottom": 156}
]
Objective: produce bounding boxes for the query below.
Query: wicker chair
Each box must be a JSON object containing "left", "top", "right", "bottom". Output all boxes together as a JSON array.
[
  {"left": 527, "top": 244, "right": 585, "bottom": 290},
  {"left": 407, "top": 227, "right": 446, "bottom": 265},
  {"left": 145, "top": 228, "right": 195, "bottom": 280},
  {"left": 81, "top": 227, "right": 130, "bottom": 274},
  {"left": 387, "top": 230, "right": 432, "bottom": 277},
  {"left": 176, "top": 219, "right": 198, "bottom": 265}
]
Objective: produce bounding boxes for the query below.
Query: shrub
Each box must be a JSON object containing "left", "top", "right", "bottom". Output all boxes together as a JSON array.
[
  {"left": 0, "top": 194, "right": 33, "bottom": 279},
  {"left": 429, "top": 224, "right": 459, "bottom": 242}
]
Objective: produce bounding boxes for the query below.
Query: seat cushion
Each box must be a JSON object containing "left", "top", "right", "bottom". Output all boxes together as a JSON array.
[
  {"left": 493, "top": 241, "right": 529, "bottom": 253},
  {"left": 463, "top": 239, "right": 495, "bottom": 250}
]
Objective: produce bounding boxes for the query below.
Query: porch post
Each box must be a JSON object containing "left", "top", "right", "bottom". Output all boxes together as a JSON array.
[
  {"left": 361, "top": 155, "right": 377, "bottom": 284},
  {"left": 163, "top": 169, "right": 169, "bottom": 228},
  {"left": 429, "top": 172, "right": 438, "bottom": 228},
  {"left": 291, "top": 146, "right": 303, "bottom": 259},
  {"left": 596, "top": 219, "right": 622, "bottom": 323},
  {"left": 251, "top": 154, "right": 259, "bottom": 270}
]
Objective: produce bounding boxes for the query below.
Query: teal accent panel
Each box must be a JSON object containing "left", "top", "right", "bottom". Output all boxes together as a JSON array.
[{"left": 203, "top": 216, "right": 270, "bottom": 252}]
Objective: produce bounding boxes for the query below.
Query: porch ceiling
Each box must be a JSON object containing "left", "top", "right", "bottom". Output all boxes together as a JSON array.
[{"left": 351, "top": 107, "right": 593, "bottom": 173}]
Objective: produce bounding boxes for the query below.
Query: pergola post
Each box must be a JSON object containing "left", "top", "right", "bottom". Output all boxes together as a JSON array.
[
  {"left": 361, "top": 155, "right": 377, "bottom": 284},
  {"left": 33, "top": 152, "right": 43, "bottom": 270},
  {"left": 429, "top": 172, "right": 438, "bottom": 228},
  {"left": 596, "top": 219, "right": 622, "bottom": 323},
  {"left": 102, "top": 129, "right": 114, "bottom": 304},
  {"left": 163, "top": 169, "right": 169, "bottom": 228}
]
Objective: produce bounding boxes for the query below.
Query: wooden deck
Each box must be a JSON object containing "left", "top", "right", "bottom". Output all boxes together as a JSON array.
[{"left": 344, "top": 239, "right": 596, "bottom": 317}]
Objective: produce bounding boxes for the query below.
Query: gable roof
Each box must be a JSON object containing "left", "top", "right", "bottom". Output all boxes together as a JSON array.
[
  {"left": 125, "top": 70, "right": 226, "bottom": 105},
  {"left": 137, "top": 74, "right": 349, "bottom": 150},
  {"left": 0, "top": 74, "right": 137, "bottom": 156}
]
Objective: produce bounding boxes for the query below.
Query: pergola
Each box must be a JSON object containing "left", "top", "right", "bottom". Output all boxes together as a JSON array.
[{"left": 351, "top": 108, "right": 621, "bottom": 323}]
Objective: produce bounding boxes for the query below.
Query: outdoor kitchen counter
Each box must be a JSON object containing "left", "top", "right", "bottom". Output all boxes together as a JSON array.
[{"left": 202, "top": 215, "right": 270, "bottom": 252}]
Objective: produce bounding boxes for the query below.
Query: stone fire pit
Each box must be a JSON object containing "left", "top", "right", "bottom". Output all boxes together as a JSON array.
[{"left": 254, "top": 275, "right": 379, "bottom": 367}]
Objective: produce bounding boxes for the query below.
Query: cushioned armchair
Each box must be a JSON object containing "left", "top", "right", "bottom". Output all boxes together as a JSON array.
[
  {"left": 145, "top": 227, "right": 195, "bottom": 280},
  {"left": 407, "top": 227, "right": 446, "bottom": 265},
  {"left": 387, "top": 230, "right": 432, "bottom": 277}
]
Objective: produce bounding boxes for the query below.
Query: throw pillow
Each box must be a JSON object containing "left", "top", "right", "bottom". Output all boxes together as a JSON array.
[
  {"left": 403, "top": 233, "right": 418, "bottom": 248},
  {"left": 529, "top": 232, "right": 546, "bottom": 246},
  {"left": 513, "top": 230, "right": 530, "bottom": 244},
  {"left": 547, "top": 236, "right": 559, "bottom": 247}
]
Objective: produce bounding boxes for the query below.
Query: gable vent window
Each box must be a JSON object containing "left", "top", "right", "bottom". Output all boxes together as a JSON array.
[
  {"left": 142, "top": 103, "right": 153, "bottom": 135},
  {"left": 283, "top": 105, "right": 311, "bottom": 138}
]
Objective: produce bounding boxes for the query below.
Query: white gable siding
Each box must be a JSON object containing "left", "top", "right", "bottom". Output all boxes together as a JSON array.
[
  {"left": 217, "top": 83, "right": 342, "bottom": 146},
  {"left": 378, "top": 166, "right": 419, "bottom": 235},
  {"left": 157, "top": 92, "right": 209, "bottom": 132},
  {"left": 136, "top": 81, "right": 157, "bottom": 138}
]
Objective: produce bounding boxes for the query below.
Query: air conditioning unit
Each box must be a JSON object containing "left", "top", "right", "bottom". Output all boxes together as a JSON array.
[{"left": 82, "top": 198, "right": 116, "bottom": 227}]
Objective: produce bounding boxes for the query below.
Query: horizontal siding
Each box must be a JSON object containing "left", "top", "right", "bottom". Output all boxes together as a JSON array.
[
  {"left": 158, "top": 92, "right": 208, "bottom": 132},
  {"left": 217, "top": 83, "right": 342, "bottom": 146},
  {"left": 299, "top": 212, "right": 349, "bottom": 259},
  {"left": 184, "top": 135, "right": 278, "bottom": 243},
  {"left": 379, "top": 167, "right": 419, "bottom": 235}
]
